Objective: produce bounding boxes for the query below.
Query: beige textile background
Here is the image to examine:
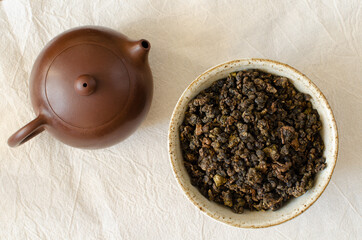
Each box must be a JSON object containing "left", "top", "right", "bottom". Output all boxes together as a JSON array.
[{"left": 0, "top": 0, "right": 361, "bottom": 239}]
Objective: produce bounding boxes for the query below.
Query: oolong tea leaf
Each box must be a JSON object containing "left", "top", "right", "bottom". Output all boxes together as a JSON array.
[{"left": 180, "top": 69, "right": 326, "bottom": 213}]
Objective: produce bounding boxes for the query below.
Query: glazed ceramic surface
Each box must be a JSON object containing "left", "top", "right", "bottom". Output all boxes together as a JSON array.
[{"left": 168, "top": 59, "right": 338, "bottom": 228}]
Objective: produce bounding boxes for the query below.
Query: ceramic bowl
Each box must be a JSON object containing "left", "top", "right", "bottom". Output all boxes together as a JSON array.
[{"left": 168, "top": 59, "right": 338, "bottom": 228}]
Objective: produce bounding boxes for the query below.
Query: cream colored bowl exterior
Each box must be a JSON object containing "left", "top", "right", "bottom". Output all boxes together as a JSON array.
[{"left": 168, "top": 59, "right": 338, "bottom": 228}]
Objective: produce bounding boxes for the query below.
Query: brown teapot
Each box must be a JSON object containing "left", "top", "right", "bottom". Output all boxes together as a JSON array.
[{"left": 8, "top": 26, "right": 153, "bottom": 149}]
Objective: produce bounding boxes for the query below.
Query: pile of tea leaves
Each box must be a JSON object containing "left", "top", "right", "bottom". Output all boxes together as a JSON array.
[{"left": 180, "top": 69, "right": 326, "bottom": 213}]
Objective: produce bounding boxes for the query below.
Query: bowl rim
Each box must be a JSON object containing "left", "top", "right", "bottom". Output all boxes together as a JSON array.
[{"left": 168, "top": 58, "right": 339, "bottom": 228}]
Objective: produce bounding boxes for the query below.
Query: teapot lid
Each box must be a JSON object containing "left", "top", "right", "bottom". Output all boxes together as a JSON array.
[{"left": 45, "top": 43, "right": 130, "bottom": 128}]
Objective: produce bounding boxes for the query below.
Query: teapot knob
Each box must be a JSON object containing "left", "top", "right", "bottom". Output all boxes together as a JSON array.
[{"left": 74, "top": 74, "right": 97, "bottom": 96}]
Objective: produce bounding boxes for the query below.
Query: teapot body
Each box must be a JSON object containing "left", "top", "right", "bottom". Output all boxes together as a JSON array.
[{"left": 8, "top": 26, "right": 153, "bottom": 149}]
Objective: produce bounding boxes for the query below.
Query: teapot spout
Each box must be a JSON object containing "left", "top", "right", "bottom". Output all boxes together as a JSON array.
[{"left": 128, "top": 39, "right": 150, "bottom": 65}]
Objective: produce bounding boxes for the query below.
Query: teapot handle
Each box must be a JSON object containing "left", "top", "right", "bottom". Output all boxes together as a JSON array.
[{"left": 8, "top": 115, "right": 46, "bottom": 147}]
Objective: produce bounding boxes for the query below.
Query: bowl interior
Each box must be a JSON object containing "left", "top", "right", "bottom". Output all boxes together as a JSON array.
[{"left": 168, "top": 59, "right": 338, "bottom": 228}]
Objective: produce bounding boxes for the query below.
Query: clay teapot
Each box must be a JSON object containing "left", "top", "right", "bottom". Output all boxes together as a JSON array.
[{"left": 8, "top": 26, "right": 153, "bottom": 149}]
